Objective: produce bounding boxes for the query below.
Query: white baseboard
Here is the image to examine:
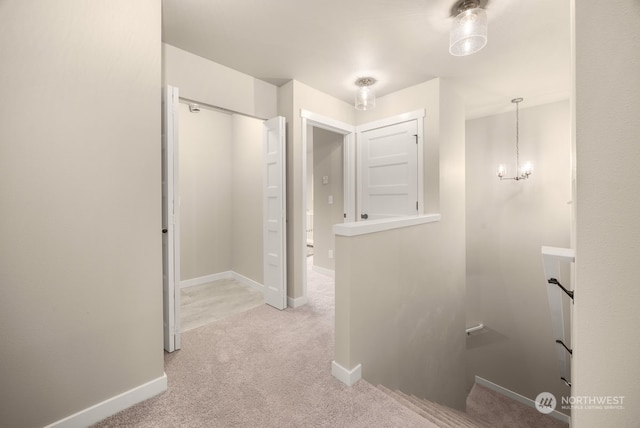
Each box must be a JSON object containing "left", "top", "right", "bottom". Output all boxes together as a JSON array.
[
  {"left": 181, "top": 271, "right": 232, "bottom": 288},
  {"left": 287, "top": 295, "right": 308, "bottom": 308},
  {"left": 45, "top": 373, "right": 167, "bottom": 428},
  {"left": 475, "top": 376, "right": 571, "bottom": 424},
  {"left": 332, "top": 361, "right": 362, "bottom": 386},
  {"left": 181, "top": 271, "right": 265, "bottom": 291},
  {"left": 312, "top": 265, "right": 335, "bottom": 278},
  {"left": 231, "top": 271, "right": 263, "bottom": 292},
  {"left": 182, "top": 271, "right": 304, "bottom": 310}
]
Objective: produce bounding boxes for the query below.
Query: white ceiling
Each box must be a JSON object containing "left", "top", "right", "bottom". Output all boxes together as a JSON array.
[{"left": 162, "top": 0, "right": 571, "bottom": 118}]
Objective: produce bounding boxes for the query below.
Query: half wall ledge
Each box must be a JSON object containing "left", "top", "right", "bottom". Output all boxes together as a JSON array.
[{"left": 333, "top": 214, "right": 441, "bottom": 237}]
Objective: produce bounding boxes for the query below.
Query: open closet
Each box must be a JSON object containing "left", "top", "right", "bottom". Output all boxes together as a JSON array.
[
  {"left": 162, "top": 86, "right": 287, "bottom": 352},
  {"left": 178, "top": 101, "right": 265, "bottom": 332}
]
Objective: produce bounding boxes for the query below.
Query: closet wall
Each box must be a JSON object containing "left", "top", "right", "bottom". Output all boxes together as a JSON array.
[
  {"left": 179, "top": 103, "right": 264, "bottom": 285},
  {"left": 179, "top": 104, "right": 233, "bottom": 280}
]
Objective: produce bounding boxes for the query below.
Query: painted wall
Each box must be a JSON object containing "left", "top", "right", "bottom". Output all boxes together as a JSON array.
[
  {"left": 278, "top": 80, "right": 356, "bottom": 300},
  {"left": 179, "top": 104, "right": 233, "bottom": 280},
  {"left": 312, "top": 127, "right": 344, "bottom": 271},
  {"left": 0, "top": 1, "right": 164, "bottom": 427},
  {"left": 573, "top": 1, "right": 640, "bottom": 426},
  {"left": 465, "top": 100, "right": 571, "bottom": 411},
  {"left": 231, "top": 114, "right": 265, "bottom": 283},
  {"left": 335, "top": 78, "right": 467, "bottom": 410},
  {"left": 179, "top": 105, "right": 264, "bottom": 284},
  {"left": 163, "top": 44, "right": 277, "bottom": 119}
]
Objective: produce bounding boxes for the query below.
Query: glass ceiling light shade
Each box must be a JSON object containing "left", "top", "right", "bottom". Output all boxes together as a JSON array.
[
  {"left": 355, "top": 77, "right": 376, "bottom": 110},
  {"left": 449, "top": 0, "right": 488, "bottom": 56}
]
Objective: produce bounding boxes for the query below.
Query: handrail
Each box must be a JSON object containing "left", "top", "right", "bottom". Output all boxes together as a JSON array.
[
  {"left": 556, "top": 339, "right": 573, "bottom": 355},
  {"left": 548, "top": 278, "right": 574, "bottom": 301},
  {"left": 465, "top": 323, "right": 484, "bottom": 335},
  {"left": 541, "top": 246, "right": 575, "bottom": 388}
]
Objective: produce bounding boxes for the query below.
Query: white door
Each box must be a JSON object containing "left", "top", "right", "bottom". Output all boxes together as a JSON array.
[
  {"left": 263, "top": 116, "right": 287, "bottom": 310},
  {"left": 162, "top": 85, "right": 181, "bottom": 352},
  {"left": 358, "top": 120, "right": 419, "bottom": 220}
]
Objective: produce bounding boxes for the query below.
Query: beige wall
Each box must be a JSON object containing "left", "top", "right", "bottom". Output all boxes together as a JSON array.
[
  {"left": 573, "top": 1, "right": 640, "bottom": 426},
  {"left": 231, "top": 114, "right": 264, "bottom": 283},
  {"left": 335, "top": 78, "right": 467, "bottom": 410},
  {"left": 0, "top": 1, "right": 164, "bottom": 427},
  {"left": 465, "top": 100, "right": 571, "bottom": 411},
  {"left": 179, "top": 106, "right": 264, "bottom": 283},
  {"left": 179, "top": 104, "right": 233, "bottom": 280},
  {"left": 312, "top": 127, "right": 344, "bottom": 271},
  {"left": 278, "top": 80, "right": 355, "bottom": 299},
  {"left": 163, "top": 44, "right": 277, "bottom": 119}
]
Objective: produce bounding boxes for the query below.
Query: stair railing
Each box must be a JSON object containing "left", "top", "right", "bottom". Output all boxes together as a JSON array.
[{"left": 541, "top": 246, "right": 575, "bottom": 388}]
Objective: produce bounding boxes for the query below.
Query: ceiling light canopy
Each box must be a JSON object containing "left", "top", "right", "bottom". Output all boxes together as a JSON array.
[
  {"left": 449, "top": 0, "right": 488, "bottom": 57},
  {"left": 354, "top": 77, "right": 377, "bottom": 110}
]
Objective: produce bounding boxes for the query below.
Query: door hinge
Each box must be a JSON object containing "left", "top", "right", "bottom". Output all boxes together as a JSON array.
[
  {"left": 344, "top": 213, "right": 346, "bottom": 218},
  {"left": 416, "top": 201, "right": 418, "bottom": 211}
]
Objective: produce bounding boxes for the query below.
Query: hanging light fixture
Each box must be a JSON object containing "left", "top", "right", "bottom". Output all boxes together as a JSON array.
[
  {"left": 449, "top": 0, "right": 488, "bottom": 57},
  {"left": 497, "top": 97, "right": 532, "bottom": 181},
  {"left": 354, "top": 77, "right": 377, "bottom": 110}
]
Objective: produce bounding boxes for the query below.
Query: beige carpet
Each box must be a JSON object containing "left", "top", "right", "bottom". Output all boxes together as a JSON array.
[
  {"left": 466, "top": 383, "right": 568, "bottom": 428},
  {"left": 94, "top": 261, "right": 432, "bottom": 427}
]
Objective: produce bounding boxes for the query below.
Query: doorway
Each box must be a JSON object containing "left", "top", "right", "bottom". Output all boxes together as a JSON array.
[
  {"left": 300, "top": 110, "right": 355, "bottom": 302},
  {"left": 306, "top": 126, "right": 344, "bottom": 275},
  {"left": 162, "top": 85, "right": 287, "bottom": 352}
]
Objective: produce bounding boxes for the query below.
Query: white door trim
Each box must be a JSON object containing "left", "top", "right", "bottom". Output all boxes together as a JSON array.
[
  {"left": 356, "top": 110, "right": 425, "bottom": 218},
  {"left": 300, "top": 109, "right": 355, "bottom": 305},
  {"left": 355, "top": 109, "right": 425, "bottom": 132}
]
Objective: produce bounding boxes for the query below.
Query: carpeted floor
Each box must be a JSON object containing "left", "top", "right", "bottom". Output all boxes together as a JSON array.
[
  {"left": 466, "top": 383, "right": 568, "bottom": 428},
  {"left": 94, "top": 260, "right": 433, "bottom": 427}
]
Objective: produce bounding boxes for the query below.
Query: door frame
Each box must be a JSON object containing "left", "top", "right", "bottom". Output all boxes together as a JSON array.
[
  {"left": 355, "top": 109, "right": 425, "bottom": 218},
  {"left": 300, "top": 109, "right": 356, "bottom": 304},
  {"left": 162, "top": 85, "right": 181, "bottom": 352}
]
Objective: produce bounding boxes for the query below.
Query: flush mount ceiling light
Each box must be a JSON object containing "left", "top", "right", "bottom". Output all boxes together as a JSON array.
[
  {"left": 449, "top": 0, "right": 488, "bottom": 56},
  {"left": 354, "top": 77, "right": 377, "bottom": 110},
  {"left": 497, "top": 98, "right": 533, "bottom": 181}
]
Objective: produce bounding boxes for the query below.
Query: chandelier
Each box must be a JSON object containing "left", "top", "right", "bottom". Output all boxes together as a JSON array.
[{"left": 497, "top": 98, "right": 532, "bottom": 181}]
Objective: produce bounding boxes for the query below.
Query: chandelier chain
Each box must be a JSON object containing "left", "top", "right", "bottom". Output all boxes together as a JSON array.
[{"left": 515, "top": 100, "right": 520, "bottom": 174}]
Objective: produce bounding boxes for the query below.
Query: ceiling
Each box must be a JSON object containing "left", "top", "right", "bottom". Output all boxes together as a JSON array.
[{"left": 162, "top": 0, "right": 571, "bottom": 118}]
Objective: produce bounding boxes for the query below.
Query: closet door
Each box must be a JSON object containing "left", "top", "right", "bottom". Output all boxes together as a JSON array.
[
  {"left": 162, "top": 85, "right": 181, "bottom": 352},
  {"left": 263, "top": 117, "right": 287, "bottom": 310},
  {"left": 358, "top": 120, "right": 419, "bottom": 220}
]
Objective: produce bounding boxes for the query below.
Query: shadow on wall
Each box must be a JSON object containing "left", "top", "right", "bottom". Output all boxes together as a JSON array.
[{"left": 466, "top": 327, "right": 509, "bottom": 350}]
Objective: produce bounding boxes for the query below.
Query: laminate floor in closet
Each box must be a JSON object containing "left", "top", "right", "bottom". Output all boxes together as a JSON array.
[{"left": 180, "top": 278, "right": 264, "bottom": 332}]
